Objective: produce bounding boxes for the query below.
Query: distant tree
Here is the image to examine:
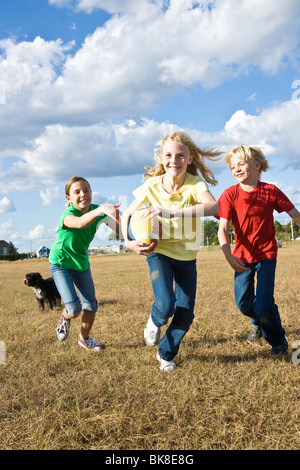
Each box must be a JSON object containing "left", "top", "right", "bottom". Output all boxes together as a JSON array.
[
  {"left": 283, "top": 219, "right": 300, "bottom": 239},
  {"left": 274, "top": 220, "right": 284, "bottom": 239},
  {"left": 7, "top": 242, "right": 18, "bottom": 255},
  {"left": 109, "top": 230, "right": 122, "bottom": 241},
  {"left": 203, "top": 219, "right": 219, "bottom": 245}
]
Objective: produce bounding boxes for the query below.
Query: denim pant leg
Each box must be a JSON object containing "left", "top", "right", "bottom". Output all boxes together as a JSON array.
[
  {"left": 71, "top": 268, "right": 97, "bottom": 314},
  {"left": 234, "top": 266, "right": 256, "bottom": 323},
  {"left": 49, "top": 263, "right": 97, "bottom": 315},
  {"left": 147, "top": 253, "right": 176, "bottom": 328},
  {"left": 163, "top": 257, "right": 197, "bottom": 360},
  {"left": 234, "top": 259, "right": 285, "bottom": 346},
  {"left": 147, "top": 253, "right": 197, "bottom": 361},
  {"left": 254, "top": 259, "right": 285, "bottom": 346}
]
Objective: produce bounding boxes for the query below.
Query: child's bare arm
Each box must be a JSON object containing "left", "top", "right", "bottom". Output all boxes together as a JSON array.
[
  {"left": 218, "top": 218, "right": 249, "bottom": 272},
  {"left": 288, "top": 207, "right": 300, "bottom": 227},
  {"left": 139, "top": 191, "right": 219, "bottom": 220},
  {"left": 64, "top": 204, "right": 121, "bottom": 229}
]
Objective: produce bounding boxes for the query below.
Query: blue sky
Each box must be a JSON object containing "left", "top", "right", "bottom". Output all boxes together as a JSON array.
[{"left": 1, "top": 0, "right": 300, "bottom": 252}]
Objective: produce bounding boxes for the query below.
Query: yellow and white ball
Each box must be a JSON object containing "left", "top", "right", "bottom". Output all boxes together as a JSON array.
[{"left": 130, "top": 210, "right": 161, "bottom": 246}]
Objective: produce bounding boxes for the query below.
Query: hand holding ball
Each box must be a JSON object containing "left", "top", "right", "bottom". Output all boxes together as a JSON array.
[{"left": 130, "top": 209, "right": 162, "bottom": 248}]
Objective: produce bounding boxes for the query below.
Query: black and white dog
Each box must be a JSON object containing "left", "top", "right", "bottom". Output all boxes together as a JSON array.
[{"left": 24, "top": 272, "right": 61, "bottom": 310}]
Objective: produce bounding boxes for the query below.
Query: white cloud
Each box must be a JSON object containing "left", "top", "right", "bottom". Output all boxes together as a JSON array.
[
  {"left": 0, "top": 36, "right": 72, "bottom": 107},
  {"left": 49, "top": 0, "right": 74, "bottom": 8},
  {"left": 1, "top": 0, "right": 300, "bottom": 126},
  {"left": 0, "top": 0, "right": 300, "bottom": 195},
  {"left": 221, "top": 101, "right": 300, "bottom": 168},
  {"left": 92, "top": 191, "right": 111, "bottom": 205},
  {"left": 0, "top": 221, "right": 55, "bottom": 250},
  {"left": 26, "top": 224, "right": 47, "bottom": 241},
  {"left": 0, "top": 119, "right": 176, "bottom": 189},
  {"left": 50, "top": 0, "right": 300, "bottom": 118},
  {"left": 247, "top": 93, "right": 257, "bottom": 102},
  {"left": 0, "top": 196, "right": 15, "bottom": 213},
  {"left": 284, "top": 186, "right": 300, "bottom": 205},
  {"left": 40, "top": 187, "right": 60, "bottom": 206},
  {"left": 0, "top": 219, "right": 14, "bottom": 237},
  {"left": 49, "top": 0, "right": 162, "bottom": 15},
  {"left": 0, "top": 36, "right": 74, "bottom": 160},
  {"left": 1, "top": 96, "right": 300, "bottom": 193},
  {"left": 0, "top": 79, "right": 5, "bottom": 104}
]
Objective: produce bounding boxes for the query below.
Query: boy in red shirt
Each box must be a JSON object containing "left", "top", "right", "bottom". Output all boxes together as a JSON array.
[{"left": 218, "top": 145, "right": 300, "bottom": 357}]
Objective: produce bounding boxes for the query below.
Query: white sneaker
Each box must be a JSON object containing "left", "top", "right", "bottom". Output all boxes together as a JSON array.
[
  {"left": 144, "top": 316, "right": 161, "bottom": 346},
  {"left": 78, "top": 336, "right": 103, "bottom": 352},
  {"left": 56, "top": 312, "right": 70, "bottom": 341},
  {"left": 156, "top": 352, "right": 176, "bottom": 371}
]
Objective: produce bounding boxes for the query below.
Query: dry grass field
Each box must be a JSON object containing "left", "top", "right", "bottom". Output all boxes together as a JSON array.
[{"left": 0, "top": 244, "right": 300, "bottom": 450}]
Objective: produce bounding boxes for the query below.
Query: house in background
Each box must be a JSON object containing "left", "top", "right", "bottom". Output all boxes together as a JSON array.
[
  {"left": 0, "top": 240, "right": 9, "bottom": 255},
  {"left": 36, "top": 245, "right": 50, "bottom": 258}
]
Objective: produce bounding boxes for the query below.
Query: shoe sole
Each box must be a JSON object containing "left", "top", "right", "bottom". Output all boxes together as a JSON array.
[
  {"left": 271, "top": 350, "right": 288, "bottom": 358},
  {"left": 247, "top": 337, "right": 262, "bottom": 344},
  {"left": 156, "top": 352, "right": 176, "bottom": 371},
  {"left": 144, "top": 338, "right": 158, "bottom": 346},
  {"left": 56, "top": 328, "right": 69, "bottom": 341},
  {"left": 57, "top": 334, "right": 68, "bottom": 341},
  {"left": 78, "top": 340, "right": 103, "bottom": 352}
]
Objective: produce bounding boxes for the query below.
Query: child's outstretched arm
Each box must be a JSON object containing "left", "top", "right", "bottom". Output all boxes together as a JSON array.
[
  {"left": 140, "top": 190, "right": 219, "bottom": 219},
  {"left": 288, "top": 207, "right": 300, "bottom": 227},
  {"left": 173, "top": 190, "right": 219, "bottom": 218},
  {"left": 64, "top": 203, "right": 121, "bottom": 229},
  {"left": 218, "top": 218, "right": 249, "bottom": 272}
]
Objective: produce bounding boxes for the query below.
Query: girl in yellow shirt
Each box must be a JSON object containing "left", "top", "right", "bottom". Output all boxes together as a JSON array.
[{"left": 122, "top": 131, "right": 221, "bottom": 370}]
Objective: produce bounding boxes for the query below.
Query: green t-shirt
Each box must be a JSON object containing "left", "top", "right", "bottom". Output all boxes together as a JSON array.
[{"left": 49, "top": 203, "right": 109, "bottom": 271}]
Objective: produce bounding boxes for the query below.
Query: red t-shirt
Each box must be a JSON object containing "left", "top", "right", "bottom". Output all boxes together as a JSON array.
[{"left": 218, "top": 181, "right": 294, "bottom": 263}]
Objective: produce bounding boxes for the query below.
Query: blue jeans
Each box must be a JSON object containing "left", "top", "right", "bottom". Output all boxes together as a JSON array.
[
  {"left": 234, "top": 258, "right": 285, "bottom": 347},
  {"left": 146, "top": 253, "right": 197, "bottom": 361},
  {"left": 49, "top": 263, "right": 97, "bottom": 316}
]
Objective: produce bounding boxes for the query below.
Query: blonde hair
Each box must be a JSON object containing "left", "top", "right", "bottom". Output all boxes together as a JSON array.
[
  {"left": 225, "top": 145, "right": 269, "bottom": 178},
  {"left": 65, "top": 176, "right": 91, "bottom": 196},
  {"left": 143, "top": 131, "right": 222, "bottom": 186}
]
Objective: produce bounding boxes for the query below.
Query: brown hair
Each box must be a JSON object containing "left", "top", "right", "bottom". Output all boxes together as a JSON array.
[
  {"left": 143, "top": 131, "right": 222, "bottom": 186},
  {"left": 65, "top": 176, "right": 91, "bottom": 196}
]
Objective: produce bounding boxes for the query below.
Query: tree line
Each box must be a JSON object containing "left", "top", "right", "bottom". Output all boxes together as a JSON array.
[
  {"left": 3, "top": 218, "right": 299, "bottom": 260},
  {"left": 203, "top": 219, "right": 300, "bottom": 246}
]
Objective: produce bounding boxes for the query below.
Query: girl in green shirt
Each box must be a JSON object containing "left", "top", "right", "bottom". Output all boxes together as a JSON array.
[{"left": 49, "top": 176, "right": 121, "bottom": 351}]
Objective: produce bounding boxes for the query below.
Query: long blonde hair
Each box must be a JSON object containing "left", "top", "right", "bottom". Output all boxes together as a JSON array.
[
  {"left": 143, "top": 131, "right": 222, "bottom": 186},
  {"left": 225, "top": 145, "right": 269, "bottom": 178}
]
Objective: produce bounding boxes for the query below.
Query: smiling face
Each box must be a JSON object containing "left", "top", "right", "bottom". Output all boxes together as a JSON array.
[
  {"left": 160, "top": 140, "right": 193, "bottom": 181},
  {"left": 66, "top": 179, "right": 92, "bottom": 214},
  {"left": 229, "top": 153, "right": 261, "bottom": 188}
]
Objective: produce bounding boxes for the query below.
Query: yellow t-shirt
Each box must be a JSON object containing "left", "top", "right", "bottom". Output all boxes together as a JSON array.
[{"left": 132, "top": 172, "right": 208, "bottom": 261}]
